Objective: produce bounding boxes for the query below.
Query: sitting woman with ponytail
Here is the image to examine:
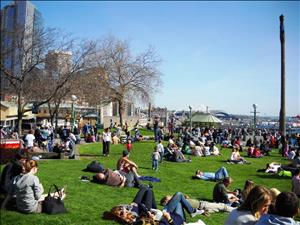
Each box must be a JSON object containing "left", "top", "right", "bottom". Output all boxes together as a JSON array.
[{"left": 14, "top": 160, "right": 65, "bottom": 213}]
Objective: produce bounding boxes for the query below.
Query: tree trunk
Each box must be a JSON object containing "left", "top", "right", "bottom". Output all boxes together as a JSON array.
[
  {"left": 118, "top": 99, "right": 125, "bottom": 127},
  {"left": 17, "top": 95, "right": 23, "bottom": 136}
]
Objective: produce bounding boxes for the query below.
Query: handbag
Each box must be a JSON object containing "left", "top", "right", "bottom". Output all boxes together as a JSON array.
[{"left": 42, "top": 184, "right": 67, "bottom": 214}]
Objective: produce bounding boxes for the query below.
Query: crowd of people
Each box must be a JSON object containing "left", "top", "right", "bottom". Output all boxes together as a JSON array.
[{"left": 1, "top": 123, "right": 300, "bottom": 225}]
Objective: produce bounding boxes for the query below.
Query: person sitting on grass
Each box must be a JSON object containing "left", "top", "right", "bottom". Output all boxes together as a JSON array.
[
  {"left": 248, "top": 146, "right": 263, "bottom": 158},
  {"left": 292, "top": 168, "right": 300, "bottom": 198},
  {"left": 117, "top": 150, "right": 140, "bottom": 177},
  {"left": 255, "top": 191, "right": 300, "bottom": 225},
  {"left": 193, "top": 166, "right": 229, "bottom": 181},
  {"left": 166, "top": 144, "right": 192, "bottom": 163},
  {"left": 224, "top": 185, "right": 272, "bottom": 225},
  {"left": 209, "top": 142, "right": 220, "bottom": 156},
  {"left": 92, "top": 168, "right": 141, "bottom": 188},
  {"left": 14, "top": 159, "right": 66, "bottom": 213},
  {"left": 227, "top": 145, "right": 249, "bottom": 164},
  {"left": 213, "top": 177, "right": 240, "bottom": 207},
  {"left": 268, "top": 188, "right": 281, "bottom": 214},
  {"left": 0, "top": 153, "right": 26, "bottom": 194}
]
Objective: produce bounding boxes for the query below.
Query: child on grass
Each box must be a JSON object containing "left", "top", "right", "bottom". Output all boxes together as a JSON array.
[
  {"left": 152, "top": 147, "right": 160, "bottom": 171},
  {"left": 126, "top": 139, "right": 133, "bottom": 152}
]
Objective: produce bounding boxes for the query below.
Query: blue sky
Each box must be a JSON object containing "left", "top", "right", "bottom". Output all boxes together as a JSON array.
[{"left": 2, "top": 1, "right": 299, "bottom": 116}]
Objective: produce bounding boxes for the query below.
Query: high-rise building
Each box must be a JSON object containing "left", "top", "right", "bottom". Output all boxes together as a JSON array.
[
  {"left": 45, "top": 50, "right": 72, "bottom": 79},
  {"left": 1, "top": 0, "right": 42, "bottom": 98}
]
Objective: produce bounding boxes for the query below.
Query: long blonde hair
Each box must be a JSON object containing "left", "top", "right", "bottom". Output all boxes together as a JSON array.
[
  {"left": 238, "top": 185, "right": 271, "bottom": 219},
  {"left": 241, "top": 179, "right": 255, "bottom": 201},
  {"left": 110, "top": 206, "right": 135, "bottom": 224}
]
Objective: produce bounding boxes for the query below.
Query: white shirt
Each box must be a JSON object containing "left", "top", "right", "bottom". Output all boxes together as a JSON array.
[
  {"left": 69, "top": 133, "right": 76, "bottom": 142},
  {"left": 156, "top": 143, "right": 164, "bottom": 153},
  {"left": 103, "top": 132, "right": 111, "bottom": 142},
  {"left": 25, "top": 134, "right": 35, "bottom": 147},
  {"left": 152, "top": 152, "right": 160, "bottom": 160}
]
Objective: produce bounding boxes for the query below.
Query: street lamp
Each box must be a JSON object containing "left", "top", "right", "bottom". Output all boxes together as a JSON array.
[
  {"left": 189, "top": 106, "right": 192, "bottom": 130},
  {"left": 71, "top": 95, "right": 77, "bottom": 132},
  {"left": 251, "top": 104, "right": 259, "bottom": 145}
]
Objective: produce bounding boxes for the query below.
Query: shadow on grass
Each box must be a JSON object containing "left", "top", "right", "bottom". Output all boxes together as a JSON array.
[
  {"left": 191, "top": 177, "right": 217, "bottom": 182},
  {"left": 256, "top": 174, "right": 291, "bottom": 180},
  {"left": 79, "top": 154, "right": 101, "bottom": 157},
  {"left": 139, "top": 166, "right": 151, "bottom": 170}
]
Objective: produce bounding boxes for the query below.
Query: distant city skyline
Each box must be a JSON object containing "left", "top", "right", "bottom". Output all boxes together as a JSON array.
[{"left": 1, "top": 1, "right": 299, "bottom": 117}]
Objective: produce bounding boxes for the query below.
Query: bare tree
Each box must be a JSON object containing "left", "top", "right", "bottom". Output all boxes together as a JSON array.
[
  {"left": 94, "top": 36, "right": 162, "bottom": 126},
  {"left": 1, "top": 25, "right": 95, "bottom": 135},
  {"left": 72, "top": 67, "right": 110, "bottom": 107}
]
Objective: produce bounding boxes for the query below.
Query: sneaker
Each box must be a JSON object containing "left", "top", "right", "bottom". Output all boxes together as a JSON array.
[{"left": 191, "top": 209, "right": 204, "bottom": 217}]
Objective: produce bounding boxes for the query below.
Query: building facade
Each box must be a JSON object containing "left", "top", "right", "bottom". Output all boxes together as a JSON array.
[
  {"left": 45, "top": 50, "right": 72, "bottom": 79},
  {"left": 1, "top": 0, "right": 42, "bottom": 99}
]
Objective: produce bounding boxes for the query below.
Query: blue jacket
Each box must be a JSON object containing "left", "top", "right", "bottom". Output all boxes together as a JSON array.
[{"left": 256, "top": 214, "right": 300, "bottom": 225}]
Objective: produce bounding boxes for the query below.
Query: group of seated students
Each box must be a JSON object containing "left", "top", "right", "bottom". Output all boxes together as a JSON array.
[
  {"left": 0, "top": 153, "right": 66, "bottom": 213},
  {"left": 104, "top": 179, "right": 300, "bottom": 225},
  {"left": 162, "top": 136, "right": 221, "bottom": 163}
]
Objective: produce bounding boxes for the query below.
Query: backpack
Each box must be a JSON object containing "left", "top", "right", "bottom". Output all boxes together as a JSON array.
[{"left": 86, "top": 161, "right": 104, "bottom": 173}]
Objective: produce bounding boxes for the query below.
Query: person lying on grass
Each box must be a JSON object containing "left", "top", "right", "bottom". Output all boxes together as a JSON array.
[
  {"left": 192, "top": 166, "right": 229, "bottom": 181},
  {"left": 160, "top": 193, "right": 234, "bottom": 215},
  {"left": 92, "top": 168, "right": 141, "bottom": 188},
  {"left": 104, "top": 187, "right": 204, "bottom": 225}
]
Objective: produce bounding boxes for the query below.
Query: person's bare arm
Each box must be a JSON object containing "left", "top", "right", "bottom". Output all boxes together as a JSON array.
[{"left": 123, "top": 158, "right": 138, "bottom": 168}]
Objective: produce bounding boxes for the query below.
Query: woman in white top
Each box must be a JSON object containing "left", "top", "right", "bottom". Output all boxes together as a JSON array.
[
  {"left": 102, "top": 128, "right": 111, "bottom": 156},
  {"left": 225, "top": 185, "right": 272, "bottom": 225}
]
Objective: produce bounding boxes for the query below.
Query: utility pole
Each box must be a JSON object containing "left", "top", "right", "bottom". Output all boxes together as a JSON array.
[
  {"left": 251, "top": 104, "right": 259, "bottom": 146},
  {"left": 279, "top": 15, "right": 286, "bottom": 156},
  {"left": 189, "top": 106, "right": 192, "bottom": 130}
]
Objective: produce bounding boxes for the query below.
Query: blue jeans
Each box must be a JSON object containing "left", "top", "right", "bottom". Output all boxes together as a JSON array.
[
  {"left": 159, "top": 152, "right": 164, "bottom": 163},
  {"left": 215, "top": 167, "right": 229, "bottom": 180},
  {"left": 152, "top": 159, "right": 158, "bottom": 170},
  {"left": 163, "top": 192, "right": 195, "bottom": 221},
  {"left": 153, "top": 128, "right": 158, "bottom": 142}
]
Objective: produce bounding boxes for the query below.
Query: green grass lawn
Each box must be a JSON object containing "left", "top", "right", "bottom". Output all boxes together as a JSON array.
[{"left": 1, "top": 142, "right": 297, "bottom": 225}]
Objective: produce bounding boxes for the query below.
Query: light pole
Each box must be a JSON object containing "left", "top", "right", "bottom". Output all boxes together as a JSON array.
[
  {"left": 71, "top": 95, "right": 77, "bottom": 132},
  {"left": 251, "top": 104, "right": 259, "bottom": 146},
  {"left": 189, "top": 106, "right": 192, "bottom": 130}
]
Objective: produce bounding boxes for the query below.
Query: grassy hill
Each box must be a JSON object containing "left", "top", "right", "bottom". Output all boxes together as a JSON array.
[{"left": 1, "top": 141, "right": 296, "bottom": 225}]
